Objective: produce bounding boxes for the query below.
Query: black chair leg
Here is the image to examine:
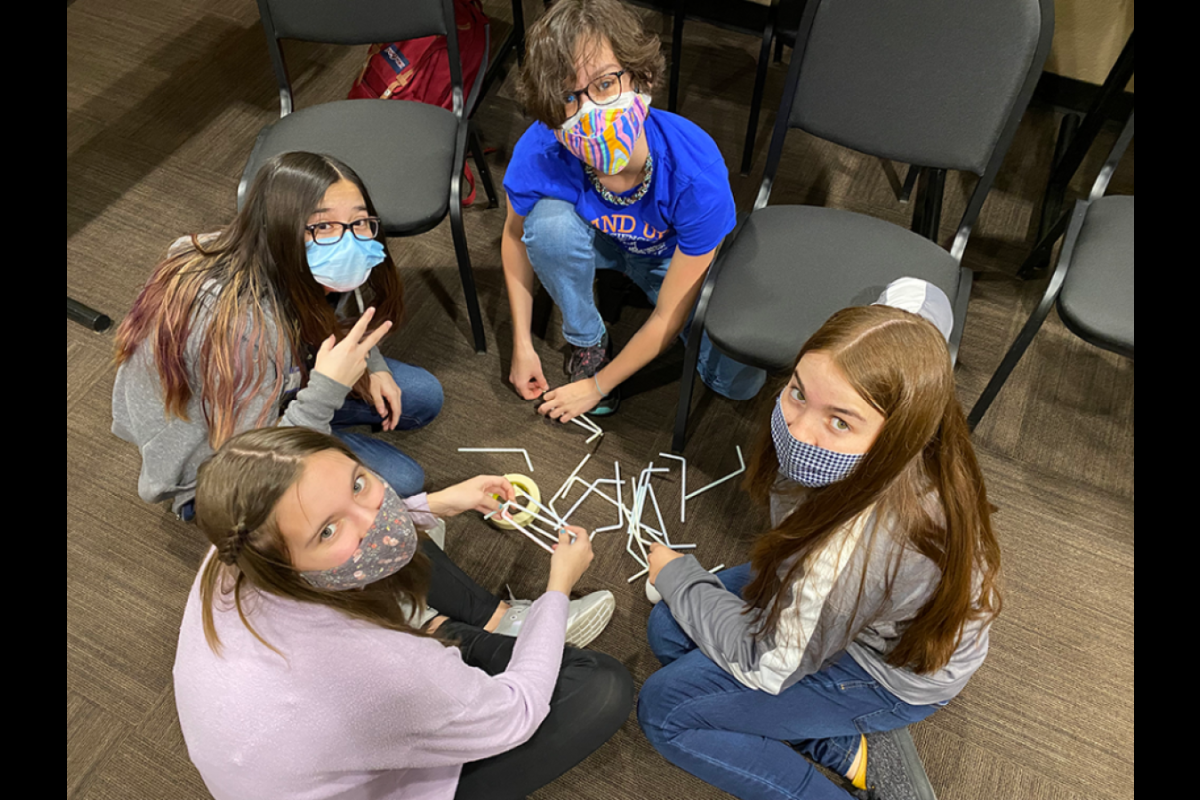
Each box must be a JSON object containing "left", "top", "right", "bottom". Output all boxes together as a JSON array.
[
  {"left": 1017, "top": 206, "right": 1071, "bottom": 281},
  {"left": 671, "top": 321, "right": 706, "bottom": 453},
  {"left": 967, "top": 291, "right": 1057, "bottom": 432},
  {"left": 1027, "top": 32, "right": 1133, "bottom": 277},
  {"left": 468, "top": 125, "right": 498, "bottom": 209},
  {"left": 669, "top": 0, "right": 686, "bottom": 113},
  {"left": 898, "top": 163, "right": 920, "bottom": 204},
  {"left": 740, "top": 14, "right": 777, "bottom": 176},
  {"left": 449, "top": 202, "right": 487, "bottom": 353},
  {"left": 910, "top": 167, "right": 945, "bottom": 242},
  {"left": 968, "top": 228, "right": 1075, "bottom": 431}
]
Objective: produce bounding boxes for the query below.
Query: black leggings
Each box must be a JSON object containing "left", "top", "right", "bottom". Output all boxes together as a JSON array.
[{"left": 420, "top": 542, "right": 634, "bottom": 800}]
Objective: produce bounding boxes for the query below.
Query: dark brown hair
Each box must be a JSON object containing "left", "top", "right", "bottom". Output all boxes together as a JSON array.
[
  {"left": 114, "top": 152, "right": 404, "bottom": 449},
  {"left": 193, "top": 427, "right": 433, "bottom": 656},
  {"left": 518, "top": 0, "right": 665, "bottom": 127},
  {"left": 741, "top": 305, "right": 1002, "bottom": 675}
]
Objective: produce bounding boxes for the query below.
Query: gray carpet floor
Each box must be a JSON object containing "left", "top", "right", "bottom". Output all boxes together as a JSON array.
[{"left": 67, "top": 2, "right": 1134, "bottom": 798}]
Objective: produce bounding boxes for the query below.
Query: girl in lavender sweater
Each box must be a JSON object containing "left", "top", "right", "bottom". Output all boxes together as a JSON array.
[{"left": 174, "top": 426, "right": 632, "bottom": 800}]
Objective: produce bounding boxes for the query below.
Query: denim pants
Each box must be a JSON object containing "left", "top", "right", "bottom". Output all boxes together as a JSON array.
[
  {"left": 330, "top": 357, "right": 443, "bottom": 498},
  {"left": 521, "top": 198, "right": 767, "bottom": 401},
  {"left": 637, "top": 563, "right": 938, "bottom": 800}
]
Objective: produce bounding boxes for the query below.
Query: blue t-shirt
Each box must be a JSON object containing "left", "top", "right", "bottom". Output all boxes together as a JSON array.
[{"left": 503, "top": 110, "right": 736, "bottom": 259}]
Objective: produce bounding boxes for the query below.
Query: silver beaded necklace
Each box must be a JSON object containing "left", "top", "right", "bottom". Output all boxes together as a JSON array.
[{"left": 585, "top": 152, "right": 654, "bottom": 207}]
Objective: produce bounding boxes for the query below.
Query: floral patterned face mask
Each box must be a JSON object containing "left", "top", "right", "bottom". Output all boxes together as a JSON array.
[{"left": 299, "top": 483, "right": 417, "bottom": 591}]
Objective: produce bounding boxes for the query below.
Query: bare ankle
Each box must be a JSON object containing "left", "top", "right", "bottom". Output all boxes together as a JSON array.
[{"left": 484, "top": 601, "right": 511, "bottom": 633}]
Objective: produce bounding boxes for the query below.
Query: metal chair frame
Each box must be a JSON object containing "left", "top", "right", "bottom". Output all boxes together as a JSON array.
[
  {"left": 967, "top": 111, "right": 1134, "bottom": 431},
  {"left": 240, "top": 0, "right": 497, "bottom": 352},
  {"left": 671, "top": 0, "right": 1055, "bottom": 452}
]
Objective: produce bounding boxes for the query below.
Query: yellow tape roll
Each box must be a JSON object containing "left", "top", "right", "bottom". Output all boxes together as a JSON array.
[{"left": 490, "top": 474, "right": 541, "bottom": 530}]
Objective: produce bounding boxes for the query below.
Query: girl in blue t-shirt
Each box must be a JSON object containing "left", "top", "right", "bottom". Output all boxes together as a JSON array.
[{"left": 501, "top": 0, "right": 765, "bottom": 418}]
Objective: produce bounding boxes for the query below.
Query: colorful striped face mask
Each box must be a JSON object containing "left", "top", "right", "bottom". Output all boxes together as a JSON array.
[{"left": 555, "top": 92, "right": 652, "bottom": 175}]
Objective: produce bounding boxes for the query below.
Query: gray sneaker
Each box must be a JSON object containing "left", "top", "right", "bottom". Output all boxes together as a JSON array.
[
  {"left": 850, "top": 727, "right": 938, "bottom": 800},
  {"left": 493, "top": 590, "right": 616, "bottom": 648}
]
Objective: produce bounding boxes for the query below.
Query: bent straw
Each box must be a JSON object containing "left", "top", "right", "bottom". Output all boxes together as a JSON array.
[
  {"left": 592, "top": 463, "right": 624, "bottom": 538},
  {"left": 658, "top": 453, "right": 687, "bottom": 523},
  {"left": 500, "top": 511, "right": 554, "bottom": 553},
  {"left": 684, "top": 446, "right": 745, "bottom": 500},
  {"left": 646, "top": 484, "right": 671, "bottom": 546}
]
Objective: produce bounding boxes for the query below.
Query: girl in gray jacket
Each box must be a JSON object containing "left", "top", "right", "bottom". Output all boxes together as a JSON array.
[
  {"left": 639, "top": 299, "right": 1001, "bottom": 800},
  {"left": 112, "top": 152, "right": 442, "bottom": 520}
]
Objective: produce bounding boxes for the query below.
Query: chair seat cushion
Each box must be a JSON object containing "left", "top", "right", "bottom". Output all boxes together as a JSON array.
[
  {"left": 704, "top": 206, "right": 962, "bottom": 370},
  {"left": 1058, "top": 195, "right": 1134, "bottom": 356},
  {"left": 244, "top": 99, "right": 459, "bottom": 235}
]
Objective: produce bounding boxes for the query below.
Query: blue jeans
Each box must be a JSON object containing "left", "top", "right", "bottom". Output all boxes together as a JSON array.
[
  {"left": 521, "top": 198, "right": 767, "bottom": 401},
  {"left": 329, "top": 357, "right": 443, "bottom": 497},
  {"left": 637, "top": 563, "right": 938, "bottom": 800}
]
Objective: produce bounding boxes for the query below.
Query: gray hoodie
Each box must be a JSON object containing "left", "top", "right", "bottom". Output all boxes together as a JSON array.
[
  {"left": 655, "top": 476, "right": 991, "bottom": 705},
  {"left": 111, "top": 237, "right": 383, "bottom": 512}
]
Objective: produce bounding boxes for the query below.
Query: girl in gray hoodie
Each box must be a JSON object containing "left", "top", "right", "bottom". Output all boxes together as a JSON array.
[
  {"left": 640, "top": 299, "right": 1001, "bottom": 800},
  {"left": 113, "top": 152, "right": 442, "bottom": 520}
]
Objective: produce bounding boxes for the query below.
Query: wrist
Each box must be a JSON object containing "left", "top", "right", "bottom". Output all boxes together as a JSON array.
[
  {"left": 593, "top": 368, "right": 614, "bottom": 397},
  {"left": 545, "top": 576, "right": 573, "bottom": 596},
  {"left": 425, "top": 490, "right": 450, "bottom": 517}
]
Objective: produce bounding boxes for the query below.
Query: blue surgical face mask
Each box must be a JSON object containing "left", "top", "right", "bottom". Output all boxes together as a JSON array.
[
  {"left": 771, "top": 394, "right": 865, "bottom": 487},
  {"left": 305, "top": 235, "right": 386, "bottom": 293}
]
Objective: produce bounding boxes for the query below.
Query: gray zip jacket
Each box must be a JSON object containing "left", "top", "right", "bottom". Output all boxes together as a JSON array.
[
  {"left": 655, "top": 475, "right": 991, "bottom": 705},
  {"left": 111, "top": 237, "right": 384, "bottom": 512}
]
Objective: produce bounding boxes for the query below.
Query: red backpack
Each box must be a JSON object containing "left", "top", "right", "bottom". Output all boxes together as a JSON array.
[{"left": 348, "top": 0, "right": 489, "bottom": 204}]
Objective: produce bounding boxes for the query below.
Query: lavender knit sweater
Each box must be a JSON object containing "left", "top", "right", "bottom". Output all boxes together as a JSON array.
[{"left": 174, "top": 551, "right": 569, "bottom": 799}]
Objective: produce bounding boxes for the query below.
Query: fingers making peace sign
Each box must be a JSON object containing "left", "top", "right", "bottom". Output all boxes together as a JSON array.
[{"left": 312, "top": 307, "right": 392, "bottom": 388}]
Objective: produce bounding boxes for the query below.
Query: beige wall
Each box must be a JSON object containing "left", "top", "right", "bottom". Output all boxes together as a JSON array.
[{"left": 1046, "top": 0, "right": 1134, "bottom": 89}]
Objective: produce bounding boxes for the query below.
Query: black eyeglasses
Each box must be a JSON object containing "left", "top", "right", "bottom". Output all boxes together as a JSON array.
[
  {"left": 305, "top": 217, "right": 381, "bottom": 245},
  {"left": 564, "top": 70, "right": 627, "bottom": 114}
]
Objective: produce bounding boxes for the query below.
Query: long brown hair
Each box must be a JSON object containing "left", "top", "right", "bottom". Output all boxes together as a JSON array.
[
  {"left": 193, "top": 427, "right": 433, "bottom": 656},
  {"left": 518, "top": 0, "right": 665, "bottom": 128},
  {"left": 742, "top": 305, "right": 1001, "bottom": 675},
  {"left": 113, "top": 152, "right": 404, "bottom": 449}
]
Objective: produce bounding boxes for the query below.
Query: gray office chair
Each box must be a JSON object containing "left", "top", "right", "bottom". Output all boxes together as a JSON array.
[
  {"left": 239, "top": 0, "right": 497, "bottom": 353},
  {"left": 968, "top": 112, "right": 1134, "bottom": 431},
  {"left": 671, "top": 0, "right": 1055, "bottom": 453}
]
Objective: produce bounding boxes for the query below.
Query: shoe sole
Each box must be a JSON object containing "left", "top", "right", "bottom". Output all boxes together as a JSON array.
[{"left": 564, "top": 592, "right": 616, "bottom": 648}]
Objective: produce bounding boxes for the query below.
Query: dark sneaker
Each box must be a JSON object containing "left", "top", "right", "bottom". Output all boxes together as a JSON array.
[
  {"left": 567, "top": 330, "right": 620, "bottom": 415},
  {"left": 849, "top": 727, "right": 937, "bottom": 800},
  {"left": 567, "top": 330, "right": 610, "bottom": 382}
]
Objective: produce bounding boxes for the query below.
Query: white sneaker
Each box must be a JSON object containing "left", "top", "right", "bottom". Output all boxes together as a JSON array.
[{"left": 493, "top": 590, "right": 615, "bottom": 648}]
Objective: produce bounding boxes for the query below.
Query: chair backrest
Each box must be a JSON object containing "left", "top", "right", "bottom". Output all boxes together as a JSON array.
[
  {"left": 259, "top": 0, "right": 449, "bottom": 45},
  {"left": 758, "top": 0, "right": 1054, "bottom": 258},
  {"left": 256, "top": 0, "right": 464, "bottom": 116}
]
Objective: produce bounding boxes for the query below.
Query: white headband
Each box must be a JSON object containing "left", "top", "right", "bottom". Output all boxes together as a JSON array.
[{"left": 872, "top": 277, "right": 953, "bottom": 342}]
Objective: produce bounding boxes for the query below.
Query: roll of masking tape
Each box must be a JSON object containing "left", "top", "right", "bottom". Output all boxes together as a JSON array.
[{"left": 490, "top": 474, "right": 541, "bottom": 530}]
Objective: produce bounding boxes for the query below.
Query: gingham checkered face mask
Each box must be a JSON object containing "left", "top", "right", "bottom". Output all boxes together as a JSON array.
[
  {"left": 299, "top": 482, "right": 418, "bottom": 591},
  {"left": 771, "top": 394, "right": 865, "bottom": 488}
]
